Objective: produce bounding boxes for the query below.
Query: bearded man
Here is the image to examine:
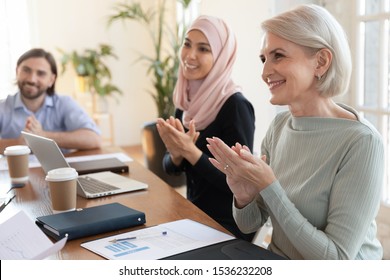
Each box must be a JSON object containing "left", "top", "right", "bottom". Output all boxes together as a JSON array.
[{"left": 0, "top": 48, "right": 101, "bottom": 153}]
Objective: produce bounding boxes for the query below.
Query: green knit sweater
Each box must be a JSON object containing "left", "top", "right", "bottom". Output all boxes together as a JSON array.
[{"left": 233, "top": 104, "right": 384, "bottom": 259}]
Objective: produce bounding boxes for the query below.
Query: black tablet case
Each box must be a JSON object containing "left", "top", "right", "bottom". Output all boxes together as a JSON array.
[
  {"left": 162, "top": 239, "right": 285, "bottom": 260},
  {"left": 35, "top": 203, "right": 145, "bottom": 241},
  {"left": 69, "top": 157, "right": 129, "bottom": 175}
]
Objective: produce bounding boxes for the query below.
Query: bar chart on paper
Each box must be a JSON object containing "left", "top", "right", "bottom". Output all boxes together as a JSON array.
[
  {"left": 105, "top": 231, "right": 168, "bottom": 257},
  {"left": 105, "top": 240, "right": 150, "bottom": 257},
  {"left": 81, "top": 219, "right": 235, "bottom": 260},
  {"left": 83, "top": 227, "right": 190, "bottom": 259}
]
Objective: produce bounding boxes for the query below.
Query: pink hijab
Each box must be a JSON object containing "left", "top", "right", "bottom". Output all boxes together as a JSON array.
[{"left": 173, "top": 15, "right": 241, "bottom": 130}]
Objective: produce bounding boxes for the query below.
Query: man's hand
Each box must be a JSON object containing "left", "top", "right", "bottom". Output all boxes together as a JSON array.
[
  {"left": 23, "top": 115, "right": 101, "bottom": 150},
  {"left": 24, "top": 115, "right": 45, "bottom": 136}
]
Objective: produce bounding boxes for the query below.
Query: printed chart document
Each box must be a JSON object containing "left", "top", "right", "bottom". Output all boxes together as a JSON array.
[
  {"left": 81, "top": 219, "right": 235, "bottom": 260},
  {"left": 0, "top": 211, "right": 67, "bottom": 260}
]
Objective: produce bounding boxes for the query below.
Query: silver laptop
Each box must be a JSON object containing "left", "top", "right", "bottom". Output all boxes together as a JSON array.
[{"left": 21, "top": 131, "right": 148, "bottom": 198}]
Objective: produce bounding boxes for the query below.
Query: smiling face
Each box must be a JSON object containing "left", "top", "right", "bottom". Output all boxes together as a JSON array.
[
  {"left": 180, "top": 30, "right": 214, "bottom": 81},
  {"left": 260, "top": 32, "right": 319, "bottom": 107},
  {"left": 16, "top": 57, "right": 56, "bottom": 100}
]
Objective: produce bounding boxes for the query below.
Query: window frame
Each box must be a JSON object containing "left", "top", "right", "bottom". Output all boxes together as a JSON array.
[{"left": 354, "top": 0, "right": 390, "bottom": 205}]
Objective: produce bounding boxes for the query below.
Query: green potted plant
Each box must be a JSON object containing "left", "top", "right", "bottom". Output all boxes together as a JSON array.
[
  {"left": 57, "top": 44, "right": 123, "bottom": 112},
  {"left": 108, "top": 0, "right": 192, "bottom": 119},
  {"left": 107, "top": 0, "right": 193, "bottom": 186}
]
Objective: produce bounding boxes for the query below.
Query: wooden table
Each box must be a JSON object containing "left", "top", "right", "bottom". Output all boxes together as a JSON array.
[{"left": 0, "top": 146, "right": 230, "bottom": 259}]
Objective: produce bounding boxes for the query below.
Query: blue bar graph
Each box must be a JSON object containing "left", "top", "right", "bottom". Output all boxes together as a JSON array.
[{"left": 105, "top": 241, "right": 150, "bottom": 257}]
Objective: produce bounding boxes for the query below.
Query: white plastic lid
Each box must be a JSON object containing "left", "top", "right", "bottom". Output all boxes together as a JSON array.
[
  {"left": 4, "top": 145, "right": 31, "bottom": 156},
  {"left": 45, "top": 167, "right": 78, "bottom": 182}
]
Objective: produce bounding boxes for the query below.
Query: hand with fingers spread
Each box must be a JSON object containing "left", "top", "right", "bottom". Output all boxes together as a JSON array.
[
  {"left": 156, "top": 117, "right": 201, "bottom": 166},
  {"left": 206, "top": 137, "right": 276, "bottom": 208}
]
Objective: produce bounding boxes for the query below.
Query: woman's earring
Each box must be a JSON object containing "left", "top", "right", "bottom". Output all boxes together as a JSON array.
[{"left": 317, "top": 74, "right": 321, "bottom": 81}]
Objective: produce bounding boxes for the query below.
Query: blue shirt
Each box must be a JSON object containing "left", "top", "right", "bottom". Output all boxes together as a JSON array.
[{"left": 0, "top": 92, "right": 100, "bottom": 138}]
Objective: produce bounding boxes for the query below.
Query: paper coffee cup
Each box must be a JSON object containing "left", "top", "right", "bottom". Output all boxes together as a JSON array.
[
  {"left": 46, "top": 167, "right": 78, "bottom": 213},
  {"left": 4, "top": 145, "right": 31, "bottom": 184}
]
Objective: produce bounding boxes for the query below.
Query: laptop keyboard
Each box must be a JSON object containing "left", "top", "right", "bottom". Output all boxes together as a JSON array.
[{"left": 78, "top": 176, "right": 120, "bottom": 194}]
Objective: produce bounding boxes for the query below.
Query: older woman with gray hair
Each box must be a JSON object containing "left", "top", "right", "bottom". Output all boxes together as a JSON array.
[{"left": 207, "top": 4, "right": 384, "bottom": 259}]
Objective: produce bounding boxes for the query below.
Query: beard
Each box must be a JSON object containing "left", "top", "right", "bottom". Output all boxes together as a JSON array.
[{"left": 18, "top": 81, "right": 47, "bottom": 100}]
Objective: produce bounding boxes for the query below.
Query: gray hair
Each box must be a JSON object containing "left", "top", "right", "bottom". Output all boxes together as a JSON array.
[{"left": 261, "top": 4, "right": 352, "bottom": 97}]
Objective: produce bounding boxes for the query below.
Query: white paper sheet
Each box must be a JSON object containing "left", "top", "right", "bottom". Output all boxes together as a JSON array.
[
  {"left": 81, "top": 219, "right": 235, "bottom": 260},
  {"left": 0, "top": 211, "right": 67, "bottom": 260}
]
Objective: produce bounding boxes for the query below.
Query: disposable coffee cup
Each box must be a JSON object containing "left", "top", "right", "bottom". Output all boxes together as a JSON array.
[
  {"left": 4, "top": 145, "right": 31, "bottom": 184},
  {"left": 46, "top": 167, "right": 78, "bottom": 213}
]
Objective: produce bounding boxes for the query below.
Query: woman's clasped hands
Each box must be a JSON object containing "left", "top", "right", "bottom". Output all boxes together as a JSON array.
[{"left": 206, "top": 137, "right": 276, "bottom": 208}]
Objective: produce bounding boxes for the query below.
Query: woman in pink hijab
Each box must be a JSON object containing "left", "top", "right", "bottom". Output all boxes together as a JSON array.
[{"left": 157, "top": 15, "right": 255, "bottom": 241}]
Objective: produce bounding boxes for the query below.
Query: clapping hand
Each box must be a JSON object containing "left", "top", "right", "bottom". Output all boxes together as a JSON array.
[
  {"left": 206, "top": 137, "right": 276, "bottom": 208},
  {"left": 156, "top": 117, "right": 200, "bottom": 165}
]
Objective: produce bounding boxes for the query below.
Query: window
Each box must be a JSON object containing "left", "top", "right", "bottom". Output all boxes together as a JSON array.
[
  {"left": 0, "top": 0, "right": 31, "bottom": 99},
  {"left": 355, "top": 0, "right": 390, "bottom": 204}
]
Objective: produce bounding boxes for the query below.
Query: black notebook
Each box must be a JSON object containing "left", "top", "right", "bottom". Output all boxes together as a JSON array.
[{"left": 35, "top": 203, "right": 146, "bottom": 241}]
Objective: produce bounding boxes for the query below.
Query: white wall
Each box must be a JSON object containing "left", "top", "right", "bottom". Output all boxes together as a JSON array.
[
  {"left": 30, "top": 0, "right": 157, "bottom": 146},
  {"left": 30, "top": 0, "right": 279, "bottom": 149},
  {"left": 29, "top": 0, "right": 353, "bottom": 150}
]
